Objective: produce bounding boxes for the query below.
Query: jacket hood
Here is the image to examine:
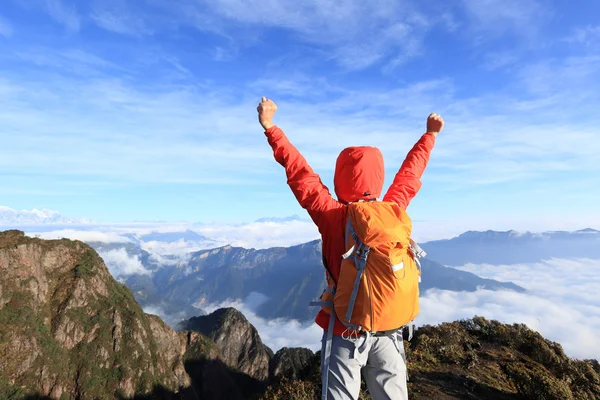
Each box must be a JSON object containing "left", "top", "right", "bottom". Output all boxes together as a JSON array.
[{"left": 334, "top": 146, "right": 385, "bottom": 204}]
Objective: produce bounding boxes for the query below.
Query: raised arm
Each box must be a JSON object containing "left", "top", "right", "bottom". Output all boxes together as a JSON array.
[
  {"left": 257, "top": 97, "right": 341, "bottom": 227},
  {"left": 383, "top": 113, "right": 444, "bottom": 209}
]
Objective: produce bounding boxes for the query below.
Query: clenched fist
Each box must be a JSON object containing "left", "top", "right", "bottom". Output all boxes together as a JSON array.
[
  {"left": 426, "top": 113, "right": 444, "bottom": 136},
  {"left": 257, "top": 97, "right": 277, "bottom": 130}
]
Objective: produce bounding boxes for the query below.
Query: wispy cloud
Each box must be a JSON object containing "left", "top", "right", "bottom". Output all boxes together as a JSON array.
[
  {"left": 3, "top": 50, "right": 600, "bottom": 224},
  {"left": 566, "top": 25, "right": 600, "bottom": 47},
  {"left": 212, "top": 46, "right": 238, "bottom": 62},
  {"left": 194, "top": 220, "right": 320, "bottom": 249},
  {"left": 2, "top": 0, "right": 600, "bottom": 225},
  {"left": 0, "top": 14, "right": 13, "bottom": 37},
  {"left": 30, "top": 229, "right": 132, "bottom": 243},
  {"left": 461, "top": 0, "right": 549, "bottom": 40},
  {"left": 481, "top": 51, "right": 519, "bottom": 70},
  {"left": 13, "top": 48, "right": 117, "bottom": 77},
  {"left": 91, "top": 8, "right": 153, "bottom": 37},
  {"left": 23, "top": 220, "right": 320, "bottom": 249},
  {"left": 163, "top": 0, "right": 436, "bottom": 70},
  {"left": 44, "top": 0, "right": 81, "bottom": 32}
]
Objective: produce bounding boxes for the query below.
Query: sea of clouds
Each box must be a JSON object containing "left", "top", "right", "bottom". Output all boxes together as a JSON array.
[
  {"left": 19, "top": 220, "right": 600, "bottom": 359},
  {"left": 194, "top": 258, "right": 600, "bottom": 360}
]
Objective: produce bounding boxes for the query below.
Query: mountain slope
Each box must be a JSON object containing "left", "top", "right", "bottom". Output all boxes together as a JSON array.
[
  {"left": 0, "top": 230, "right": 192, "bottom": 398},
  {"left": 128, "top": 240, "right": 523, "bottom": 324}
]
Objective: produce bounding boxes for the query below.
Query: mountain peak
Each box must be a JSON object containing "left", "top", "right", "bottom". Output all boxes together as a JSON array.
[
  {"left": 0, "top": 230, "right": 191, "bottom": 398},
  {"left": 575, "top": 228, "right": 600, "bottom": 234},
  {"left": 182, "top": 307, "right": 272, "bottom": 384},
  {"left": 138, "top": 229, "right": 213, "bottom": 243}
]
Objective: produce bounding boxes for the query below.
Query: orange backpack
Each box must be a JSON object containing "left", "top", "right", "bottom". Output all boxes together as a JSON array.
[{"left": 317, "top": 201, "right": 425, "bottom": 333}]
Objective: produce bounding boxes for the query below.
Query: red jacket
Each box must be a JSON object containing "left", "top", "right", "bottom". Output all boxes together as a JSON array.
[{"left": 264, "top": 125, "right": 436, "bottom": 335}]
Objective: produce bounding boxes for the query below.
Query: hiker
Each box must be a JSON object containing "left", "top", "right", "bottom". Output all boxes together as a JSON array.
[{"left": 257, "top": 96, "right": 443, "bottom": 400}]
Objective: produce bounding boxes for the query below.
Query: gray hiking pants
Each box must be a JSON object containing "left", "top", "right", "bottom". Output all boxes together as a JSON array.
[{"left": 321, "top": 331, "right": 408, "bottom": 400}]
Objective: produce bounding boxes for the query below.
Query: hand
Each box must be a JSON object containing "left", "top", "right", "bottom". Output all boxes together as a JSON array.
[
  {"left": 426, "top": 113, "right": 444, "bottom": 136},
  {"left": 257, "top": 96, "right": 277, "bottom": 130}
]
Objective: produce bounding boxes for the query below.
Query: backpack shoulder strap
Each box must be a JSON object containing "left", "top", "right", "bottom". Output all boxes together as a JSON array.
[{"left": 342, "top": 217, "right": 357, "bottom": 259}]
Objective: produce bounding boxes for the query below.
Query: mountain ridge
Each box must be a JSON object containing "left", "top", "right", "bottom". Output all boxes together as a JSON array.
[
  {"left": 118, "top": 238, "right": 523, "bottom": 326},
  {"left": 422, "top": 228, "right": 600, "bottom": 265}
]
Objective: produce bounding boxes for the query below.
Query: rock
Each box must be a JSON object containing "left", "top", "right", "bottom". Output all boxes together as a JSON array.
[
  {"left": 182, "top": 307, "right": 272, "bottom": 382},
  {"left": 181, "top": 307, "right": 273, "bottom": 398},
  {"left": 0, "top": 230, "right": 197, "bottom": 399},
  {"left": 269, "top": 347, "right": 315, "bottom": 381},
  {"left": 181, "top": 331, "right": 245, "bottom": 400}
]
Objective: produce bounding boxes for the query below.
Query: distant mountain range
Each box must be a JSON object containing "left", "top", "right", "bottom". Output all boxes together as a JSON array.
[
  {"left": 0, "top": 206, "right": 93, "bottom": 225},
  {"left": 53, "top": 226, "right": 600, "bottom": 327},
  {"left": 91, "top": 238, "right": 524, "bottom": 326},
  {"left": 422, "top": 228, "right": 600, "bottom": 266}
]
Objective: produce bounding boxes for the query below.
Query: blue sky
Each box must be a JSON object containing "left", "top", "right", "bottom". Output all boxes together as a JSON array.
[{"left": 0, "top": 0, "right": 599, "bottom": 228}]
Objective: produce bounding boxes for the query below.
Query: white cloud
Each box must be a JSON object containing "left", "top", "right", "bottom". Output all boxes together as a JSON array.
[
  {"left": 19, "top": 219, "right": 317, "bottom": 251},
  {"left": 416, "top": 258, "right": 600, "bottom": 360},
  {"left": 143, "top": 304, "right": 167, "bottom": 317},
  {"left": 195, "top": 220, "right": 320, "bottom": 249},
  {"left": 98, "top": 248, "right": 152, "bottom": 277},
  {"left": 30, "top": 229, "right": 131, "bottom": 243},
  {"left": 4, "top": 34, "right": 600, "bottom": 231},
  {"left": 518, "top": 56, "right": 600, "bottom": 96},
  {"left": 418, "top": 288, "right": 600, "bottom": 360},
  {"left": 140, "top": 240, "right": 209, "bottom": 263},
  {"left": 3, "top": 48, "right": 600, "bottom": 202},
  {"left": 197, "top": 258, "right": 600, "bottom": 359}
]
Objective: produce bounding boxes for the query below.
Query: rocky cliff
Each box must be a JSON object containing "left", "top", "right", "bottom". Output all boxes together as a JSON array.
[
  {"left": 181, "top": 308, "right": 272, "bottom": 382},
  {"left": 0, "top": 230, "right": 193, "bottom": 399}
]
